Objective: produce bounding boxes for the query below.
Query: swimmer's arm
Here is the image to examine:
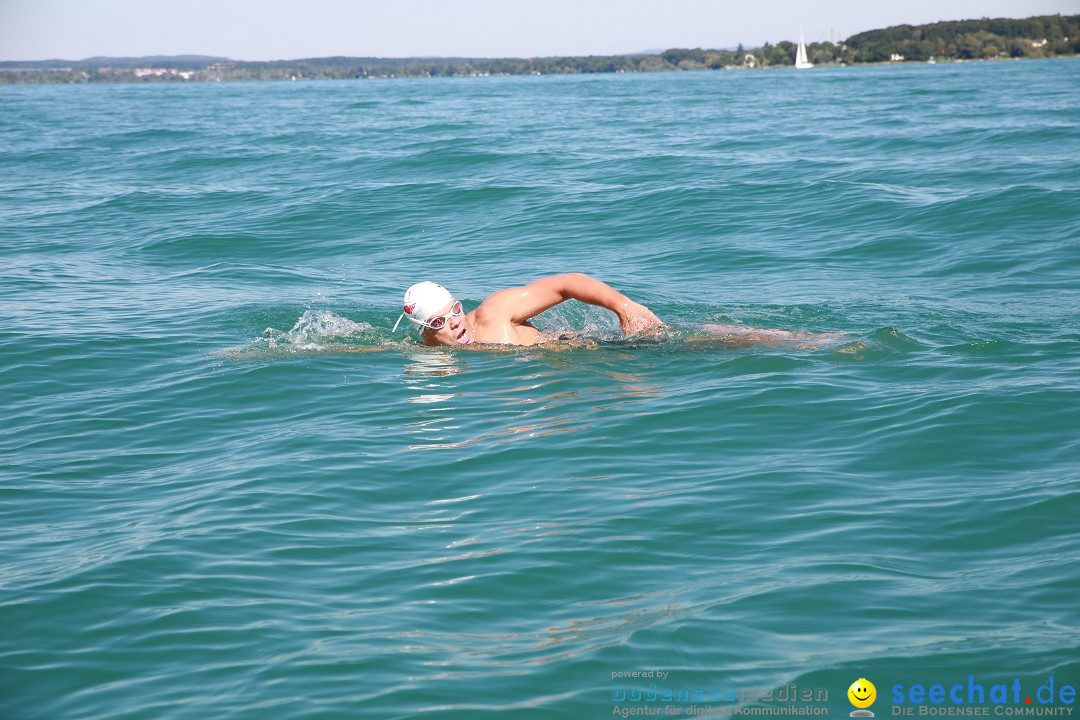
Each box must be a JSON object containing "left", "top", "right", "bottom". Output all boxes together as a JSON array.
[{"left": 482, "top": 273, "right": 663, "bottom": 335}]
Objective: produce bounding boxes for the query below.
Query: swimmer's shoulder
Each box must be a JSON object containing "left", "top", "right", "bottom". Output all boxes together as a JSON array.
[
  {"left": 475, "top": 288, "right": 521, "bottom": 317},
  {"left": 474, "top": 287, "right": 537, "bottom": 330}
]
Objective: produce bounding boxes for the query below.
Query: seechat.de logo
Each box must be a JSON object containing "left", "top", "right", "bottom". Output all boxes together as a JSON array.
[{"left": 850, "top": 678, "right": 878, "bottom": 717}]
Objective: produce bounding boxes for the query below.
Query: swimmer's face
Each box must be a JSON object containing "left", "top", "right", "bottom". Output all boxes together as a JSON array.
[
  {"left": 848, "top": 679, "right": 876, "bottom": 709},
  {"left": 422, "top": 300, "right": 471, "bottom": 346}
]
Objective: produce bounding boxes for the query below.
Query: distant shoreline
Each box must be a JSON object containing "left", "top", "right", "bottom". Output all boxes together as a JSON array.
[
  {"left": 2, "top": 54, "right": 1077, "bottom": 87},
  {"left": 2, "top": 14, "right": 1076, "bottom": 85}
]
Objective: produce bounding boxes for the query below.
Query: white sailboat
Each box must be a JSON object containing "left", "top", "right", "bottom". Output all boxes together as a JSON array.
[{"left": 795, "top": 25, "right": 813, "bottom": 69}]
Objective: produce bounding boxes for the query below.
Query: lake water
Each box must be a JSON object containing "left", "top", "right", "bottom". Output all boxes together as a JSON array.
[{"left": 2, "top": 58, "right": 1078, "bottom": 720}]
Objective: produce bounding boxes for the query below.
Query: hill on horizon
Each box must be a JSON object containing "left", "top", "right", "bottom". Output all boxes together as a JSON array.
[{"left": 0, "top": 55, "right": 229, "bottom": 69}]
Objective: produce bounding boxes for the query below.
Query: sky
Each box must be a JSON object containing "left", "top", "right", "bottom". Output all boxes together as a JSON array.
[{"left": 2, "top": 0, "right": 1078, "bottom": 61}]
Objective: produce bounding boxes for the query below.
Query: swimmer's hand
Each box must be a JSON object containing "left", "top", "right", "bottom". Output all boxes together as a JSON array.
[{"left": 620, "top": 302, "right": 665, "bottom": 337}]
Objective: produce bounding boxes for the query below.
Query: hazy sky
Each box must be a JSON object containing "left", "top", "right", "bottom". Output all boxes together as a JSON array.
[{"left": 2, "top": 0, "right": 1077, "bottom": 60}]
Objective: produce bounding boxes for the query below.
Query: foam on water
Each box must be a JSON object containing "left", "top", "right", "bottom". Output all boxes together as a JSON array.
[{"left": 263, "top": 309, "right": 376, "bottom": 350}]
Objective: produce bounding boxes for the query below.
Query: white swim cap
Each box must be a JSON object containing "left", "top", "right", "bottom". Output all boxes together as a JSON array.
[{"left": 392, "top": 281, "right": 454, "bottom": 332}]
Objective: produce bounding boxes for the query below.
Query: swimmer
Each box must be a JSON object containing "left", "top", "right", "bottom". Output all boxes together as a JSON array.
[{"left": 393, "top": 273, "right": 664, "bottom": 347}]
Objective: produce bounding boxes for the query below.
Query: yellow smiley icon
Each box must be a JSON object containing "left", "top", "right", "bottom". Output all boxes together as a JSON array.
[{"left": 848, "top": 678, "right": 877, "bottom": 709}]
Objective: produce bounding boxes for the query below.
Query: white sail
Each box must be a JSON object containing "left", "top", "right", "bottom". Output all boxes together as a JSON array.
[{"left": 795, "top": 25, "right": 813, "bottom": 69}]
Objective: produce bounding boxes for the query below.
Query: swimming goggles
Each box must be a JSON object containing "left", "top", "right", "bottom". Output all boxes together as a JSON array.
[{"left": 415, "top": 301, "right": 463, "bottom": 331}]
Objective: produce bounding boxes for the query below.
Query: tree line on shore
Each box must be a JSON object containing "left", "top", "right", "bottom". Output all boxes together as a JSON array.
[
  {"left": 2, "top": 14, "right": 1076, "bottom": 85},
  {"left": 844, "top": 14, "right": 1078, "bottom": 61}
]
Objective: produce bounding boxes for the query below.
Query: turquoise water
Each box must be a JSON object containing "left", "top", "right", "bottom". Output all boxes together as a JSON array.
[{"left": 2, "top": 59, "right": 1079, "bottom": 719}]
